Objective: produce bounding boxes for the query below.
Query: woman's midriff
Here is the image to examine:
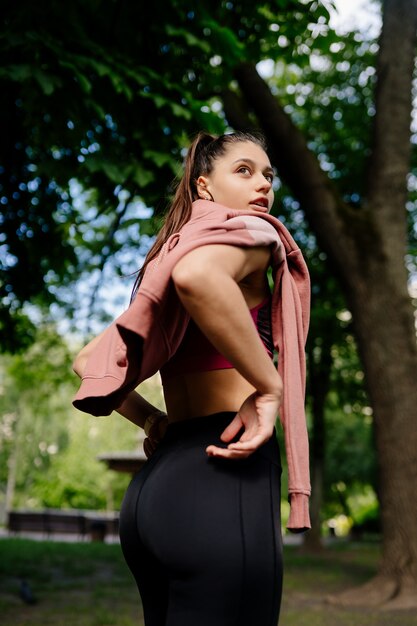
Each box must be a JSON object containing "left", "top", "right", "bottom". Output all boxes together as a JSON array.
[
  {"left": 162, "top": 368, "right": 256, "bottom": 422},
  {"left": 162, "top": 280, "right": 270, "bottom": 422}
]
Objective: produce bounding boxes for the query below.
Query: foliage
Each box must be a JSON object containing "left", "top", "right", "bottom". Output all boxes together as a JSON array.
[
  {"left": 0, "top": 326, "right": 75, "bottom": 500},
  {"left": 29, "top": 374, "right": 165, "bottom": 511},
  {"left": 0, "top": 319, "right": 376, "bottom": 519},
  {"left": 305, "top": 256, "right": 378, "bottom": 522},
  {"left": 1, "top": 0, "right": 338, "bottom": 346},
  {"left": 0, "top": 326, "right": 165, "bottom": 513},
  {"left": 1, "top": 0, "right": 387, "bottom": 518},
  {"left": 28, "top": 411, "right": 137, "bottom": 511},
  {"left": 0, "top": 0, "right": 217, "bottom": 345}
]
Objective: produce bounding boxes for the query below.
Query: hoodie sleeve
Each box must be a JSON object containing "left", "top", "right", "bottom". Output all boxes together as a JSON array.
[
  {"left": 272, "top": 240, "right": 311, "bottom": 532},
  {"left": 232, "top": 214, "right": 312, "bottom": 532}
]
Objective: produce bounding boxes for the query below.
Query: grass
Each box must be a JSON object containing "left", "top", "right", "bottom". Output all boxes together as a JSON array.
[
  {"left": 0, "top": 537, "right": 416, "bottom": 625},
  {"left": 0, "top": 539, "right": 142, "bottom": 626},
  {"left": 279, "top": 542, "right": 414, "bottom": 626}
]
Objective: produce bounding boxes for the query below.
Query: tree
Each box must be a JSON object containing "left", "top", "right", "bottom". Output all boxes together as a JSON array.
[
  {"left": 2, "top": 0, "right": 416, "bottom": 605},
  {"left": 0, "top": 0, "right": 226, "bottom": 345},
  {"left": 209, "top": 2, "right": 417, "bottom": 600},
  {"left": 0, "top": 327, "right": 75, "bottom": 516},
  {"left": 0, "top": 0, "right": 324, "bottom": 346},
  {"left": 227, "top": 0, "right": 417, "bottom": 607},
  {"left": 0, "top": 326, "right": 165, "bottom": 513},
  {"left": 302, "top": 254, "right": 372, "bottom": 550}
]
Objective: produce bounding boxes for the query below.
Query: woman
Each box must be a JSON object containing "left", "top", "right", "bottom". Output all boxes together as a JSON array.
[{"left": 73, "top": 131, "right": 311, "bottom": 626}]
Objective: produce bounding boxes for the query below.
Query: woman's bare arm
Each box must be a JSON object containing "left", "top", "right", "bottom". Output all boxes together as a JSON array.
[
  {"left": 172, "top": 244, "right": 281, "bottom": 395},
  {"left": 72, "top": 330, "right": 166, "bottom": 431},
  {"left": 172, "top": 243, "right": 283, "bottom": 458},
  {"left": 72, "top": 328, "right": 108, "bottom": 378}
]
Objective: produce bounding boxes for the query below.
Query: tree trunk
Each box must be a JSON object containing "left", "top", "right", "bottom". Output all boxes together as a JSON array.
[
  {"left": 351, "top": 1, "right": 417, "bottom": 608},
  {"left": 5, "top": 410, "right": 20, "bottom": 514},
  {"left": 222, "top": 86, "right": 329, "bottom": 553},
  {"left": 229, "top": 0, "right": 417, "bottom": 607},
  {"left": 339, "top": 259, "right": 417, "bottom": 608},
  {"left": 5, "top": 445, "right": 17, "bottom": 513},
  {"left": 302, "top": 338, "right": 333, "bottom": 552}
]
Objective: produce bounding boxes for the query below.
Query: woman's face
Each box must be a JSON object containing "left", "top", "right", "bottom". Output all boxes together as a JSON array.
[{"left": 196, "top": 141, "right": 275, "bottom": 213}]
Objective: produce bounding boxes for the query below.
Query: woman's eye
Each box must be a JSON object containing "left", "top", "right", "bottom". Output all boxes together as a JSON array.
[
  {"left": 265, "top": 174, "right": 274, "bottom": 183},
  {"left": 237, "top": 166, "right": 251, "bottom": 175}
]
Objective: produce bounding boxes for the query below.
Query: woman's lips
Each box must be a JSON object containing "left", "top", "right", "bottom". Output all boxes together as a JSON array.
[{"left": 249, "top": 202, "right": 269, "bottom": 212}]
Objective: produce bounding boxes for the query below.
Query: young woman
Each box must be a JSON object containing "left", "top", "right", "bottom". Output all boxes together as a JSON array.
[{"left": 73, "top": 131, "right": 311, "bottom": 626}]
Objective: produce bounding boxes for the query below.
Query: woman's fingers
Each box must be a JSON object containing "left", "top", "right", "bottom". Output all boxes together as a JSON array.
[
  {"left": 206, "top": 444, "right": 255, "bottom": 459},
  {"left": 145, "top": 415, "right": 169, "bottom": 457},
  {"left": 228, "top": 434, "right": 268, "bottom": 451},
  {"left": 220, "top": 413, "right": 243, "bottom": 442},
  {"left": 206, "top": 430, "right": 270, "bottom": 459},
  {"left": 206, "top": 390, "right": 278, "bottom": 460},
  {"left": 144, "top": 434, "right": 162, "bottom": 458}
]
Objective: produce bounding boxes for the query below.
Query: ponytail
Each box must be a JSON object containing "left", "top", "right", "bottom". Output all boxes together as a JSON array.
[{"left": 131, "top": 130, "right": 267, "bottom": 300}]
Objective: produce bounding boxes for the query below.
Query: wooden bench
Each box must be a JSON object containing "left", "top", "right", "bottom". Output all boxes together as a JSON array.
[{"left": 7, "top": 509, "right": 119, "bottom": 541}]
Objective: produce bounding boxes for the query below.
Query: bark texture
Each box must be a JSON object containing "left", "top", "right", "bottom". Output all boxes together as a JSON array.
[
  {"left": 227, "top": 0, "right": 417, "bottom": 607},
  {"left": 302, "top": 335, "right": 333, "bottom": 552}
]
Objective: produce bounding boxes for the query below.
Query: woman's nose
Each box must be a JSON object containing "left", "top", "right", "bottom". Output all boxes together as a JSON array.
[{"left": 255, "top": 173, "right": 272, "bottom": 192}]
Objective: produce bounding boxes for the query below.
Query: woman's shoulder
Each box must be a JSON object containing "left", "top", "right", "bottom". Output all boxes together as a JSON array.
[{"left": 225, "top": 213, "right": 280, "bottom": 237}]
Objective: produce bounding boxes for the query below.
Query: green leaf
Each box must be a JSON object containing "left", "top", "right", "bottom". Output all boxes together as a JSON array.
[
  {"left": 59, "top": 60, "right": 93, "bottom": 93},
  {"left": 84, "top": 158, "right": 133, "bottom": 184},
  {"left": 201, "top": 19, "right": 246, "bottom": 65},
  {"left": 165, "top": 25, "right": 211, "bottom": 53},
  {"left": 0, "top": 64, "right": 32, "bottom": 82},
  {"left": 83, "top": 156, "right": 103, "bottom": 174},
  {"left": 132, "top": 167, "right": 155, "bottom": 188},
  {"left": 170, "top": 102, "right": 192, "bottom": 120},
  {"left": 101, "top": 162, "right": 131, "bottom": 183},
  {"left": 143, "top": 150, "right": 175, "bottom": 168},
  {"left": 33, "top": 69, "right": 61, "bottom": 95},
  {"left": 152, "top": 94, "right": 166, "bottom": 109}
]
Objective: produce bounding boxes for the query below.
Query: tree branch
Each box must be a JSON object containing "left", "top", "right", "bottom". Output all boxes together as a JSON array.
[
  {"left": 222, "top": 88, "right": 259, "bottom": 132},
  {"left": 232, "top": 62, "right": 363, "bottom": 281}
]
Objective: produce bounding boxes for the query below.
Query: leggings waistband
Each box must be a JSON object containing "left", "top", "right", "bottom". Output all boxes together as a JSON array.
[
  {"left": 164, "top": 412, "right": 236, "bottom": 442},
  {"left": 162, "top": 411, "right": 281, "bottom": 468}
]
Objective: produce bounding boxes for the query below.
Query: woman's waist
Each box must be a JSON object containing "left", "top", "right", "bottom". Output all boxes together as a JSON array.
[
  {"left": 161, "top": 411, "right": 281, "bottom": 468},
  {"left": 163, "top": 368, "right": 256, "bottom": 422}
]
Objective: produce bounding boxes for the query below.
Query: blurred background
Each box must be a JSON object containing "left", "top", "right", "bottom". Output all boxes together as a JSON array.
[{"left": 1, "top": 0, "right": 417, "bottom": 622}]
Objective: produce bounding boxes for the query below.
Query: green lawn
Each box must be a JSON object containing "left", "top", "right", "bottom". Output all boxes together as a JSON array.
[
  {"left": 0, "top": 538, "right": 140, "bottom": 626},
  {"left": 0, "top": 537, "right": 416, "bottom": 626}
]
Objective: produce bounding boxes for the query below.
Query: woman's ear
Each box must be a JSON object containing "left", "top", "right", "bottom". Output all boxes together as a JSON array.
[{"left": 196, "top": 175, "right": 212, "bottom": 200}]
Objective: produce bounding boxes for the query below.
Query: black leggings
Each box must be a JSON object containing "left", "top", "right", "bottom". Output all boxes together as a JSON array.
[{"left": 119, "top": 412, "right": 283, "bottom": 626}]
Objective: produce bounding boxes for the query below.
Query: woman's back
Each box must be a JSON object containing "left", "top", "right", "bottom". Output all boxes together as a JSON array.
[{"left": 162, "top": 267, "right": 272, "bottom": 422}]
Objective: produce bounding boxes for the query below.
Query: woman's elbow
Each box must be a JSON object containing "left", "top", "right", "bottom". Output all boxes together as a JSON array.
[
  {"left": 172, "top": 263, "right": 206, "bottom": 297},
  {"left": 71, "top": 327, "right": 110, "bottom": 378},
  {"left": 72, "top": 350, "right": 88, "bottom": 378}
]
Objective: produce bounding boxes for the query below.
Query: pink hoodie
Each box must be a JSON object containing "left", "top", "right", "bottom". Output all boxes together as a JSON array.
[{"left": 73, "top": 200, "right": 311, "bottom": 531}]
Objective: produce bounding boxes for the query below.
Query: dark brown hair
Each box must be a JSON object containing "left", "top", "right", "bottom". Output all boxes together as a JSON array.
[{"left": 131, "top": 130, "right": 267, "bottom": 299}]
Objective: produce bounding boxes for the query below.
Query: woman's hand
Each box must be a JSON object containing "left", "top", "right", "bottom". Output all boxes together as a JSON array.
[
  {"left": 143, "top": 411, "right": 168, "bottom": 458},
  {"left": 206, "top": 390, "right": 281, "bottom": 460}
]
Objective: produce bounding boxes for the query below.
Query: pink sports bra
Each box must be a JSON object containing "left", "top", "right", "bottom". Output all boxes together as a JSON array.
[{"left": 160, "top": 297, "right": 274, "bottom": 382}]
